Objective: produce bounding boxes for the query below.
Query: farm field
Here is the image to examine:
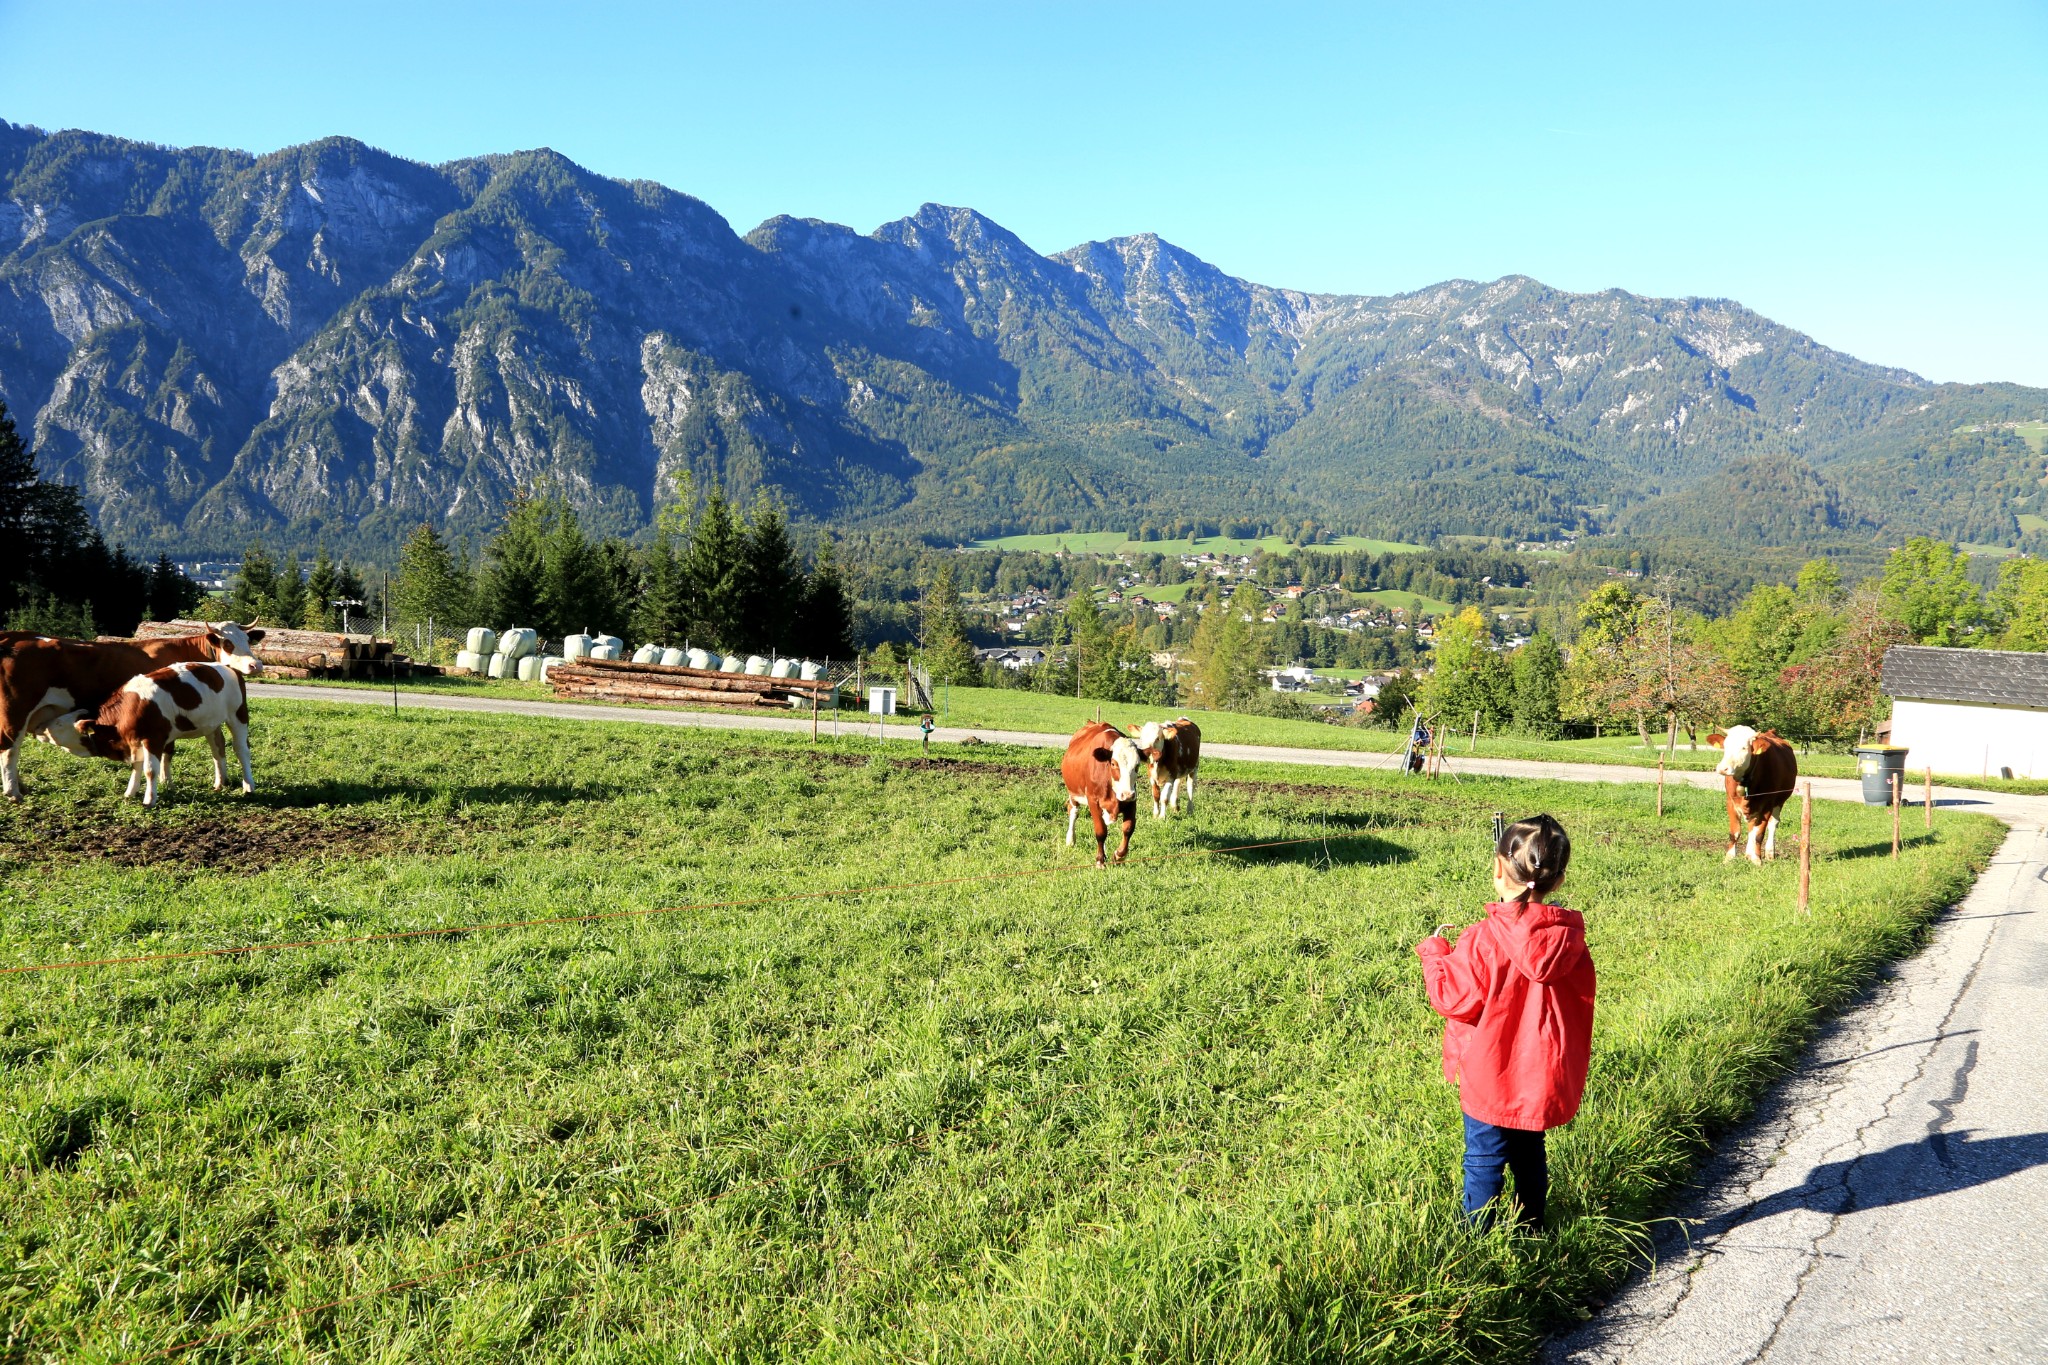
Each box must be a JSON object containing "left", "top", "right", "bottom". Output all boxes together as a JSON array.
[
  {"left": 0, "top": 702, "right": 2001, "bottom": 1362},
  {"left": 1354, "top": 588, "right": 1459, "bottom": 617},
  {"left": 256, "top": 676, "right": 1873, "bottom": 782},
  {"left": 964, "top": 533, "right": 1430, "bottom": 557}
]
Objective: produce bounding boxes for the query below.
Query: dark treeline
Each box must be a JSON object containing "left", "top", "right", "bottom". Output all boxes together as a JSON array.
[{"left": 0, "top": 400, "right": 203, "bottom": 636}]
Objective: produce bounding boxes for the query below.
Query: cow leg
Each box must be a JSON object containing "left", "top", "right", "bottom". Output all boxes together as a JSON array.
[
  {"left": 1746, "top": 820, "right": 1762, "bottom": 865},
  {"left": 138, "top": 751, "right": 160, "bottom": 808},
  {"left": 1113, "top": 807, "right": 1133, "bottom": 863},
  {"left": 206, "top": 728, "right": 229, "bottom": 790},
  {"left": 123, "top": 760, "right": 142, "bottom": 800},
  {"left": 1091, "top": 800, "right": 1109, "bottom": 868},
  {"left": 1150, "top": 769, "right": 1164, "bottom": 818},
  {"left": 1763, "top": 813, "right": 1779, "bottom": 861},
  {"left": 229, "top": 718, "right": 254, "bottom": 794},
  {"left": 0, "top": 733, "right": 19, "bottom": 803},
  {"left": 1182, "top": 773, "right": 1195, "bottom": 814},
  {"left": 1724, "top": 778, "right": 1742, "bottom": 860},
  {"left": 1065, "top": 795, "right": 1080, "bottom": 847}
]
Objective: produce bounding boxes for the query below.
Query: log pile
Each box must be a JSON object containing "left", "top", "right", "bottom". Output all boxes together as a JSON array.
[
  {"left": 548, "top": 656, "right": 839, "bottom": 710},
  {"left": 131, "top": 620, "right": 413, "bottom": 678}
]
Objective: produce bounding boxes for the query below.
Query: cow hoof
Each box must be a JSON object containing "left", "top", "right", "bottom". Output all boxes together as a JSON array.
[
  {"left": 1723, "top": 847, "right": 1738, "bottom": 861},
  {"left": 1747, "top": 853, "right": 1763, "bottom": 867}
]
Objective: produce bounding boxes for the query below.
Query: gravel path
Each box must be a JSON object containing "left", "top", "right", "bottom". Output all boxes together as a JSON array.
[{"left": 256, "top": 682, "right": 2048, "bottom": 1359}]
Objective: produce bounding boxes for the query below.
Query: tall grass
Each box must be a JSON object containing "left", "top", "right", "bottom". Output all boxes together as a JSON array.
[{"left": 0, "top": 703, "right": 1999, "bottom": 1362}]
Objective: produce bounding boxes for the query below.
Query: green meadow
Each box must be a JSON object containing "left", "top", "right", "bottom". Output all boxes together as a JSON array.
[
  {"left": 964, "top": 534, "right": 1431, "bottom": 557},
  {"left": 0, "top": 701, "right": 2000, "bottom": 1362}
]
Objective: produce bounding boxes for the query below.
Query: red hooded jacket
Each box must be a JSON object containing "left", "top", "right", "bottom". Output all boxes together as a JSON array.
[{"left": 1416, "top": 901, "right": 1596, "bottom": 1131}]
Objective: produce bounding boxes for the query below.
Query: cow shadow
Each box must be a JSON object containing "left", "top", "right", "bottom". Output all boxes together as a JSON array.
[
  {"left": 1683, "top": 1130, "right": 2048, "bottom": 1244},
  {"left": 1182, "top": 823, "right": 1416, "bottom": 869},
  {"left": 242, "top": 779, "right": 624, "bottom": 810},
  {"left": 1830, "top": 833, "right": 1940, "bottom": 861}
]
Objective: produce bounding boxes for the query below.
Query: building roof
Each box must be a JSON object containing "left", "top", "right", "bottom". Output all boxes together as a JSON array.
[{"left": 1881, "top": 645, "right": 2048, "bottom": 708}]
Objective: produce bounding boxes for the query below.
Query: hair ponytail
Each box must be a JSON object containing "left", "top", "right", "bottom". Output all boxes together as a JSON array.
[{"left": 1496, "top": 814, "right": 1571, "bottom": 903}]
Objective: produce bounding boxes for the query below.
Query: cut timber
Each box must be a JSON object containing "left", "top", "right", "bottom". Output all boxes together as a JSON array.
[{"left": 549, "top": 680, "right": 794, "bottom": 709}]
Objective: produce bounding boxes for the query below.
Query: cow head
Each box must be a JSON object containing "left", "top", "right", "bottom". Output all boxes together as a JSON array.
[
  {"left": 206, "top": 621, "right": 266, "bottom": 675},
  {"left": 1136, "top": 721, "right": 1163, "bottom": 757},
  {"left": 1106, "top": 733, "right": 1141, "bottom": 803},
  {"left": 1712, "top": 725, "right": 1760, "bottom": 780},
  {"left": 43, "top": 710, "right": 121, "bottom": 760}
]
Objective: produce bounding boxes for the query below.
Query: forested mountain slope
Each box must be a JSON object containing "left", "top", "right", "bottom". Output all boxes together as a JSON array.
[{"left": 1, "top": 120, "right": 2041, "bottom": 556}]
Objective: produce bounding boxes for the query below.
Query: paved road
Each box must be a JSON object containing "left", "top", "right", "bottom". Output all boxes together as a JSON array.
[{"left": 258, "top": 683, "right": 2048, "bottom": 1360}]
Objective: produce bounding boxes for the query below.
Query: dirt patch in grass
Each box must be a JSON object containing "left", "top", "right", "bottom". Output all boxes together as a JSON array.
[{"left": 0, "top": 809, "right": 430, "bottom": 871}]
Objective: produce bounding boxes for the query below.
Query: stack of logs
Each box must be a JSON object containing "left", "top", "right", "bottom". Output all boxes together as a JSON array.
[
  {"left": 547, "top": 656, "right": 838, "bottom": 710},
  {"left": 131, "top": 620, "right": 407, "bottom": 679}
]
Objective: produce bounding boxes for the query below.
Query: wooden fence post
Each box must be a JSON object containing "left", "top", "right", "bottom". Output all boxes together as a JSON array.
[
  {"left": 1891, "top": 772, "right": 1902, "bottom": 858},
  {"left": 1798, "top": 781, "right": 1813, "bottom": 916},
  {"left": 1470, "top": 711, "right": 1479, "bottom": 754},
  {"left": 1656, "top": 754, "right": 1665, "bottom": 819},
  {"left": 1924, "top": 766, "right": 1933, "bottom": 830}
]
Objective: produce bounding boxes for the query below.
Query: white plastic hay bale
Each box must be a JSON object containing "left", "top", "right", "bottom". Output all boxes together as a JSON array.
[
  {"left": 799, "top": 660, "right": 824, "bottom": 681},
  {"left": 453, "top": 649, "right": 477, "bottom": 673},
  {"left": 499, "top": 627, "right": 538, "bottom": 661},
  {"left": 465, "top": 627, "right": 496, "bottom": 656},
  {"left": 486, "top": 652, "right": 511, "bottom": 679},
  {"left": 632, "top": 644, "right": 661, "bottom": 664},
  {"left": 660, "top": 648, "right": 686, "bottom": 667},
  {"left": 686, "top": 647, "right": 714, "bottom": 669},
  {"left": 770, "top": 658, "right": 795, "bottom": 679},
  {"left": 516, "top": 655, "right": 542, "bottom": 682},
  {"left": 537, "top": 655, "right": 567, "bottom": 681},
  {"left": 719, "top": 654, "right": 744, "bottom": 673},
  {"left": 591, "top": 642, "right": 624, "bottom": 661},
  {"left": 563, "top": 633, "right": 592, "bottom": 660},
  {"left": 744, "top": 655, "right": 769, "bottom": 676},
  {"left": 596, "top": 635, "right": 624, "bottom": 654}
]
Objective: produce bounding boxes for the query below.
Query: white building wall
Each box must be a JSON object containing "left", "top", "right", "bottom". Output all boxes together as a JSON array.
[{"left": 1889, "top": 696, "right": 2048, "bottom": 779}]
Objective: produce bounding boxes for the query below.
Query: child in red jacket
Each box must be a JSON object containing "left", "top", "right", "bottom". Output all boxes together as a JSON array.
[{"left": 1415, "top": 814, "right": 1594, "bottom": 1229}]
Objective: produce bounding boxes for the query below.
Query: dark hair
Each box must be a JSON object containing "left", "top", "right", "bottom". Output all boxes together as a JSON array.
[{"left": 1496, "top": 814, "right": 1571, "bottom": 902}]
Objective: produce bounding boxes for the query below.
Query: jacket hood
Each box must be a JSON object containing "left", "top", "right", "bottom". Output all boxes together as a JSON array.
[{"left": 1485, "top": 901, "right": 1589, "bottom": 984}]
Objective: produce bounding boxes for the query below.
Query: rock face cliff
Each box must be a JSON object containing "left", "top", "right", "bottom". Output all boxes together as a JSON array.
[{"left": 2, "top": 121, "right": 2042, "bottom": 554}]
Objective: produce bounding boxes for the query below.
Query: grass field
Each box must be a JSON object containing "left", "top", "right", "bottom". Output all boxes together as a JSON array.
[
  {"left": 964, "top": 533, "right": 1430, "bottom": 558},
  {"left": 0, "top": 701, "right": 2002, "bottom": 1361},
  {"left": 1355, "top": 589, "right": 1458, "bottom": 617}
]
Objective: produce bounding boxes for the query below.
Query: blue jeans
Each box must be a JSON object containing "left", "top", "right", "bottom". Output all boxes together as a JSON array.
[{"left": 1462, "top": 1113, "right": 1547, "bottom": 1229}]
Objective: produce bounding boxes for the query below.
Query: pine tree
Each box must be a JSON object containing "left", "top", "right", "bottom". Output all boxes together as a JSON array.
[
  {"left": 268, "top": 556, "right": 308, "bottom": 630},
  {"left": 146, "top": 554, "right": 202, "bottom": 624},
  {"left": 478, "top": 494, "right": 550, "bottom": 631},
  {"left": 0, "top": 400, "right": 40, "bottom": 614},
  {"left": 740, "top": 492, "right": 800, "bottom": 654},
  {"left": 793, "top": 534, "right": 854, "bottom": 659},
  {"left": 921, "top": 562, "right": 979, "bottom": 685},
  {"left": 303, "top": 546, "right": 340, "bottom": 630},
  {"left": 393, "top": 524, "right": 472, "bottom": 633},
  {"left": 683, "top": 487, "right": 748, "bottom": 651},
  {"left": 1190, "top": 582, "right": 1263, "bottom": 709},
  {"left": 227, "top": 543, "right": 280, "bottom": 624}
]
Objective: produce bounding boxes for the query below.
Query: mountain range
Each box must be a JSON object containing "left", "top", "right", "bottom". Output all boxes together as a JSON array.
[{"left": 2, "top": 119, "right": 2044, "bottom": 559}]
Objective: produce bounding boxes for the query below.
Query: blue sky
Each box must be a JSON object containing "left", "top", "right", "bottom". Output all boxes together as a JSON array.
[{"left": 5, "top": 1, "right": 2044, "bottom": 384}]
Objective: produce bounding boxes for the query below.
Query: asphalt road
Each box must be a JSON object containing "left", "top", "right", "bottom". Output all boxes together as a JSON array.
[{"left": 256, "top": 682, "right": 2048, "bottom": 1360}]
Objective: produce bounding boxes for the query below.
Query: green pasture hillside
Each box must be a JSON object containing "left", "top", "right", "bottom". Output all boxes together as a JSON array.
[
  {"left": 966, "top": 533, "right": 1432, "bottom": 557},
  {"left": 0, "top": 702, "right": 1999, "bottom": 1360}
]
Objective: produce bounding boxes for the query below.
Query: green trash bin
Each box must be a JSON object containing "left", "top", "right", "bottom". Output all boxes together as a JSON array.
[{"left": 1855, "top": 745, "right": 1909, "bottom": 806}]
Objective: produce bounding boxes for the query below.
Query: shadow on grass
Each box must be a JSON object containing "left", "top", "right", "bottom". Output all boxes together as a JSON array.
[
  {"left": 1829, "top": 833, "right": 1940, "bottom": 861},
  {"left": 1195, "top": 825, "right": 1416, "bottom": 868},
  {"left": 246, "top": 778, "right": 624, "bottom": 810}
]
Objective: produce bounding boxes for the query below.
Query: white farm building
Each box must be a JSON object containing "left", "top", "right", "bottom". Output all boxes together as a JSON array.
[{"left": 1882, "top": 646, "right": 2048, "bottom": 779}]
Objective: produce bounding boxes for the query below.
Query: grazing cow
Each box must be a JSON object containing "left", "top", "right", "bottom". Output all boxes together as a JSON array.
[
  {"left": 0, "top": 623, "right": 264, "bottom": 801},
  {"left": 1062, "top": 721, "right": 1141, "bottom": 866},
  {"left": 1706, "top": 725, "right": 1799, "bottom": 864},
  {"left": 1136, "top": 716, "right": 1202, "bottom": 818},
  {"left": 45, "top": 660, "right": 257, "bottom": 807}
]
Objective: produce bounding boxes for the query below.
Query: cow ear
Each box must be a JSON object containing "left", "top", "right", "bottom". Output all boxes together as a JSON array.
[
  {"left": 245, "top": 628, "right": 266, "bottom": 644},
  {"left": 1751, "top": 736, "right": 1770, "bottom": 754},
  {"left": 1706, "top": 732, "right": 1725, "bottom": 746},
  {"left": 1093, "top": 747, "right": 1114, "bottom": 762}
]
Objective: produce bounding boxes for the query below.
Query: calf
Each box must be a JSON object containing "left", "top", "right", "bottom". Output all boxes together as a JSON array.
[
  {"left": 1062, "top": 721, "right": 1141, "bottom": 866},
  {"left": 1707, "top": 725, "right": 1799, "bottom": 864},
  {"left": 1136, "top": 716, "right": 1202, "bottom": 818},
  {"left": 46, "top": 660, "right": 256, "bottom": 807},
  {"left": 0, "top": 623, "right": 263, "bottom": 800}
]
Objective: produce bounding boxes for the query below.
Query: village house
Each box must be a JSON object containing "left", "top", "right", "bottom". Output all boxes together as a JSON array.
[{"left": 1882, "top": 646, "right": 2048, "bottom": 779}]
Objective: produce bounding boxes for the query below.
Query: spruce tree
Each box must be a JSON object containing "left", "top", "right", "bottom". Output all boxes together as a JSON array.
[
  {"left": 1190, "top": 582, "right": 1263, "bottom": 709},
  {"left": 792, "top": 534, "right": 855, "bottom": 660},
  {"left": 920, "top": 562, "right": 979, "bottom": 684},
  {"left": 146, "top": 554, "right": 201, "bottom": 624},
  {"left": 228, "top": 543, "right": 280, "bottom": 624},
  {"left": 740, "top": 492, "right": 800, "bottom": 653},
  {"left": 478, "top": 494, "right": 550, "bottom": 631},
  {"left": 393, "top": 524, "right": 472, "bottom": 632},
  {"left": 683, "top": 486, "right": 748, "bottom": 651},
  {"left": 304, "top": 546, "right": 340, "bottom": 630},
  {"left": 0, "top": 400, "right": 40, "bottom": 613}
]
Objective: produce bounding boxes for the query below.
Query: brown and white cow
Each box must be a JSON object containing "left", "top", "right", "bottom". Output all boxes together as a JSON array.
[
  {"left": 0, "top": 623, "right": 264, "bottom": 801},
  {"left": 1136, "top": 716, "right": 1201, "bottom": 818},
  {"left": 45, "top": 659, "right": 258, "bottom": 807},
  {"left": 1062, "top": 721, "right": 1142, "bottom": 867},
  {"left": 1707, "top": 725, "right": 1799, "bottom": 864}
]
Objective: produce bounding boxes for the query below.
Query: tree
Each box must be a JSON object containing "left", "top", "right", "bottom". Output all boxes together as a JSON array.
[
  {"left": 740, "top": 492, "right": 801, "bottom": 654},
  {"left": 1421, "top": 607, "right": 1513, "bottom": 730},
  {"left": 1064, "top": 589, "right": 1113, "bottom": 698},
  {"left": 227, "top": 543, "right": 280, "bottom": 624},
  {"left": 393, "top": 523, "right": 473, "bottom": 633},
  {"left": 1780, "top": 585, "right": 1910, "bottom": 739},
  {"left": 684, "top": 486, "right": 748, "bottom": 651},
  {"left": 1988, "top": 556, "right": 2048, "bottom": 651},
  {"left": 920, "top": 563, "right": 979, "bottom": 685},
  {"left": 146, "top": 554, "right": 203, "bottom": 624},
  {"left": 1511, "top": 632, "right": 1566, "bottom": 738},
  {"left": 1880, "top": 538, "right": 1982, "bottom": 645},
  {"left": 303, "top": 546, "right": 341, "bottom": 630},
  {"left": 1190, "top": 583, "right": 1264, "bottom": 709},
  {"left": 793, "top": 534, "right": 855, "bottom": 660},
  {"left": 477, "top": 494, "right": 550, "bottom": 630},
  {"left": 632, "top": 501, "right": 694, "bottom": 648}
]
